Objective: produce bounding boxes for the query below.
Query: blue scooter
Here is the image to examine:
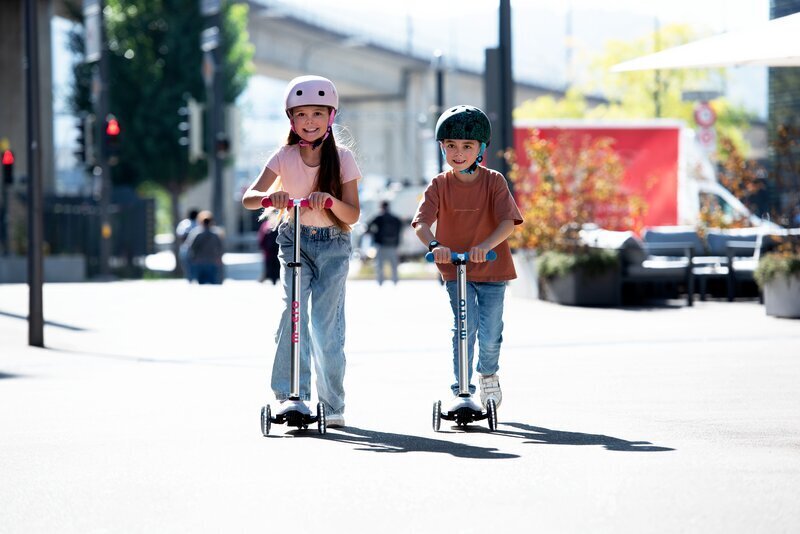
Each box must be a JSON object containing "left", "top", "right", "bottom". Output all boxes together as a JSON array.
[{"left": 427, "top": 250, "right": 498, "bottom": 432}]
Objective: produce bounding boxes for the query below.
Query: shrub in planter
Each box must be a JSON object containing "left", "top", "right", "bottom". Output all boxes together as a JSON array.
[
  {"left": 754, "top": 240, "right": 800, "bottom": 318},
  {"left": 537, "top": 248, "right": 621, "bottom": 306},
  {"left": 537, "top": 248, "right": 619, "bottom": 279},
  {"left": 754, "top": 253, "right": 800, "bottom": 287}
]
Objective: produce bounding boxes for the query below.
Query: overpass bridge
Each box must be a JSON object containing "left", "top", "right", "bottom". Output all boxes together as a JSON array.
[{"left": 1, "top": 0, "right": 581, "bottom": 242}]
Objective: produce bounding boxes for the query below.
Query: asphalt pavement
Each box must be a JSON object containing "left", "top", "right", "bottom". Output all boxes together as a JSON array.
[{"left": 1, "top": 276, "right": 799, "bottom": 533}]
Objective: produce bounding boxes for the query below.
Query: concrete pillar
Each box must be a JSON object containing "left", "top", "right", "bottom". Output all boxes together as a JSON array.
[{"left": 0, "top": 0, "right": 55, "bottom": 192}]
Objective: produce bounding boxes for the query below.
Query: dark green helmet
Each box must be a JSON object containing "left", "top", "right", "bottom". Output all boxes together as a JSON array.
[{"left": 435, "top": 105, "right": 491, "bottom": 146}]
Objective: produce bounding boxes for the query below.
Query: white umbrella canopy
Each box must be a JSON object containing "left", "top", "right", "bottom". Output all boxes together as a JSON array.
[{"left": 612, "top": 12, "right": 800, "bottom": 71}]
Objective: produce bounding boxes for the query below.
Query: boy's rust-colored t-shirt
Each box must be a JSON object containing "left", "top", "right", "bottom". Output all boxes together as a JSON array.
[{"left": 412, "top": 167, "right": 523, "bottom": 282}]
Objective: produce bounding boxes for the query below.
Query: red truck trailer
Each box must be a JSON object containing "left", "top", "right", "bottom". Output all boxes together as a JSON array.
[{"left": 513, "top": 119, "right": 764, "bottom": 231}]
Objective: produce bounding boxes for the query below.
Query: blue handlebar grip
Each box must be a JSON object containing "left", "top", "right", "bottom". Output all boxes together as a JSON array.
[{"left": 425, "top": 250, "right": 497, "bottom": 263}]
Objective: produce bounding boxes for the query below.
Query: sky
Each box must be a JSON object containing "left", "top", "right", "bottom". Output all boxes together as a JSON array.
[{"left": 273, "top": 0, "right": 770, "bottom": 114}]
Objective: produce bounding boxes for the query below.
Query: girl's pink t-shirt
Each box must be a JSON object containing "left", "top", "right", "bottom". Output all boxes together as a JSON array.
[{"left": 265, "top": 144, "right": 361, "bottom": 228}]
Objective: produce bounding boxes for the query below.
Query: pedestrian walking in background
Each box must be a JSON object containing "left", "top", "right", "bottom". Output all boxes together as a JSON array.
[
  {"left": 176, "top": 208, "right": 199, "bottom": 281},
  {"left": 184, "top": 210, "right": 225, "bottom": 285},
  {"left": 241, "top": 75, "right": 361, "bottom": 428},
  {"left": 413, "top": 105, "right": 523, "bottom": 408},
  {"left": 368, "top": 200, "right": 403, "bottom": 285},
  {"left": 257, "top": 213, "right": 281, "bottom": 284}
]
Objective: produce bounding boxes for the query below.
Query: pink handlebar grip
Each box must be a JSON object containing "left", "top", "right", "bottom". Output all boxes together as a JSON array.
[{"left": 260, "top": 197, "right": 334, "bottom": 209}]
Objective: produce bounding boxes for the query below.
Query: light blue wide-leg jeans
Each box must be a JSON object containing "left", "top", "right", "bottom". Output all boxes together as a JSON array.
[{"left": 271, "top": 223, "right": 351, "bottom": 416}]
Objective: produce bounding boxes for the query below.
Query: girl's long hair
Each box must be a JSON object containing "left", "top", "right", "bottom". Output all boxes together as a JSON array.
[{"left": 286, "top": 126, "right": 348, "bottom": 231}]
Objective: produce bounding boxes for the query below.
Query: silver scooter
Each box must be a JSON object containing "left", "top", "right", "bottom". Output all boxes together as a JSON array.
[
  {"left": 260, "top": 197, "right": 332, "bottom": 436},
  {"left": 428, "top": 250, "right": 498, "bottom": 432}
]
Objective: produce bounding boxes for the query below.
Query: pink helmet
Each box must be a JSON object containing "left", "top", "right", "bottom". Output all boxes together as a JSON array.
[
  {"left": 284, "top": 75, "right": 339, "bottom": 148},
  {"left": 284, "top": 75, "right": 339, "bottom": 117}
]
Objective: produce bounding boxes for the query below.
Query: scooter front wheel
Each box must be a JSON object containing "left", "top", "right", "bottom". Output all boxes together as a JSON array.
[
  {"left": 261, "top": 404, "right": 271, "bottom": 436},
  {"left": 432, "top": 400, "right": 442, "bottom": 432},
  {"left": 486, "top": 398, "right": 497, "bottom": 432}
]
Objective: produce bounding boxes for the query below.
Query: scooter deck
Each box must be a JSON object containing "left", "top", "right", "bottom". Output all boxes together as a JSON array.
[
  {"left": 271, "top": 410, "right": 320, "bottom": 429},
  {"left": 440, "top": 407, "right": 489, "bottom": 426}
]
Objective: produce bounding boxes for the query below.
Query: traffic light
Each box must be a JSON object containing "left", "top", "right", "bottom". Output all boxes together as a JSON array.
[
  {"left": 73, "top": 114, "right": 96, "bottom": 168},
  {"left": 105, "top": 114, "right": 120, "bottom": 165},
  {"left": 105, "top": 114, "right": 120, "bottom": 138},
  {"left": 215, "top": 134, "right": 230, "bottom": 158},
  {"left": 178, "top": 105, "right": 190, "bottom": 147},
  {"left": 178, "top": 97, "right": 204, "bottom": 163},
  {"left": 85, "top": 114, "right": 96, "bottom": 166},
  {"left": 2, "top": 149, "right": 13, "bottom": 185},
  {"left": 74, "top": 118, "right": 86, "bottom": 163}
]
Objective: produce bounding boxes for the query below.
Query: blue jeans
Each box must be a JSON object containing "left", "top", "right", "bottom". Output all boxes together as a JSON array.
[
  {"left": 193, "top": 263, "right": 221, "bottom": 284},
  {"left": 445, "top": 281, "right": 506, "bottom": 395},
  {"left": 272, "top": 223, "right": 351, "bottom": 416}
]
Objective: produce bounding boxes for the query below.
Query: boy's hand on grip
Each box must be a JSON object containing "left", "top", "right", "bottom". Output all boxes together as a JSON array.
[
  {"left": 469, "top": 245, "right": 490, "bottom": 263},
  {"left": 433, "top": 246, "right": 451, "bottom": 263}
]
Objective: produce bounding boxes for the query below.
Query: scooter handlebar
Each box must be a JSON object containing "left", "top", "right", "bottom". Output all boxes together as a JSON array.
[
  {"left": 260, "top": 197, "right": 334, "bottom": 209},
  {"left": 425, "top": 250, "right": 497, "bottom": 263}
]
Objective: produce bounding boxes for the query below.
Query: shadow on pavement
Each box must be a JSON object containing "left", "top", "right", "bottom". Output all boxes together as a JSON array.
[
  {"left": 316, "top": 426, "right": 519, "bottom": 459},
  {"left": 0, "top": 372, "right": 22, "bottom": 380},
  {"left": 498, "top": 422, "right": 674, "bottom": 452},
  {"left": 0, "top": 309, "right": 88, "bottom": 331}
]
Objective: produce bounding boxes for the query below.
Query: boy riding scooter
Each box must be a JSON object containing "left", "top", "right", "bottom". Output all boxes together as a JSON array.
[{"left": 412, "top": 105, "right": 523, "bottom": 430}]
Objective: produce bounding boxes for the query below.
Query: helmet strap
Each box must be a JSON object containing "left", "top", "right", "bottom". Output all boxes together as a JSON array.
[{"left": 293, "top": 108, "right": 335, "bottom": 150}]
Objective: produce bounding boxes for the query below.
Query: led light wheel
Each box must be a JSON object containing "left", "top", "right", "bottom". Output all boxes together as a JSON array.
[
  {"left": 261, "top": 405, "right": 271, "bottom": 436},
  {"left": 317, "top": 402, "right": 326, "bottom": 435},
  {"left": 432, "top": 400, "right": 442, "bottom": 432},
  {"left": 486, "top": 399, "right": 497, "bottom": 432}
]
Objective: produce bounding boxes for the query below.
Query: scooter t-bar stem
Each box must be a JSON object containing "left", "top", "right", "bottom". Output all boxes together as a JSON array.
[
  {"left": 261, "top": 197, "right": 334, "bottom": 209},
  {"left": 425, "top": 250, "right": 498, "bottom": 263},
  {"left": 426, "top": 249, "right": 497, "bottom": 396}
]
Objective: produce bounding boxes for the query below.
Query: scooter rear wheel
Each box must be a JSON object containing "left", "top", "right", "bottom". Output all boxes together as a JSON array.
[
  {"left": 261, "top": 404, "right": 271, "bottom": 436},
  {"left": 486, "top": 398, "right": 497, "bottom": 431},
  {"left": 317, "top": 402, "right": 326, "bottom": 435},
  {"left": 432, "top": 400, "right": 442, "bottom": 432}
]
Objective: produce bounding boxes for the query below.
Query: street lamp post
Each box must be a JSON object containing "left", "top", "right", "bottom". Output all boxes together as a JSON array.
[
  {"left": 433, "top": 50, "right": 445, "bottom": 173},
  {"left": 24, "top": 0, "right": 44, "bottom": 347},
  {"left": 484, "top": 0, "right": 514, "bottom": 192},
  {"left": 201, "top": 0, "right": 225, "bottom": 227}
]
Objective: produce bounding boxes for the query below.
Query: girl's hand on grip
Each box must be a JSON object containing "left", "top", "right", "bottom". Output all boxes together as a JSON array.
[
  {"left": 308, "top": 192, "right": 333, "bottom": 210},
  {"left": 269, "top": 191, "right": 289, "bottom": 209}
]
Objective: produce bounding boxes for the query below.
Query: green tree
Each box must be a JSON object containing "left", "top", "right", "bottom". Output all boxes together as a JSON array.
[{"left": 68, "top": 0, "right": 254, "bottom": 272}]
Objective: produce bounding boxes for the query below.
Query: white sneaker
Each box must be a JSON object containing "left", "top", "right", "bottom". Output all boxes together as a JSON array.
[
  {"left": 326, "top": 414, "right": 345, "bottom": 428},
  {"left": 479, "top": 374, "right": 502, "bottom": 409}
]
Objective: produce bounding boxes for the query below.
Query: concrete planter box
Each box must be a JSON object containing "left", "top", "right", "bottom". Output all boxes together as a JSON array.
[
  {"left": 763, "top": 274, "right": 800, "bottom": 318},
  {"left": 0, "top": 255, "right": 87, "bottom": 283},
  {"left": 540, "top": 268, "right": 621, "bottom": 307}
]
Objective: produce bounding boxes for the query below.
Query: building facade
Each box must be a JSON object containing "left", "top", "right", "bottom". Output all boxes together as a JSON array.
[{"left": 768, "top": 0, "right": 800, "bottom": 222}]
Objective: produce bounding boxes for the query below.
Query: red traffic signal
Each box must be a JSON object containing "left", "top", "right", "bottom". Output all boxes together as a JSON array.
[
  {"left": 2, "top": 149, "right": 14, "bottom": 185},
  {"left": 105, "top": 116, "right": 120, "bottom": 137}
]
